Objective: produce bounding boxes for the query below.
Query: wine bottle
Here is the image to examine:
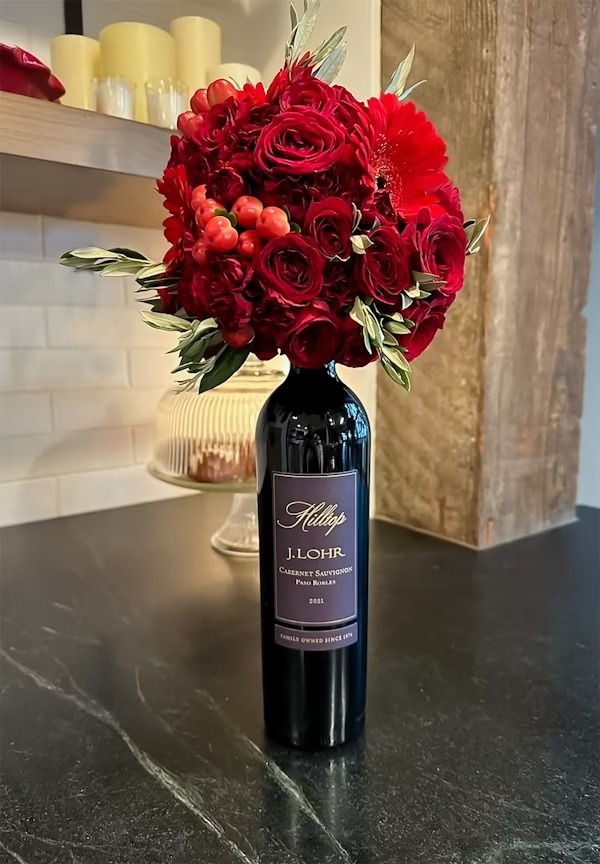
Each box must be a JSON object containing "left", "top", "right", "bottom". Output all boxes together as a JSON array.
[{"left": 256, "top": 363, "right": 370, "bottom": 748}]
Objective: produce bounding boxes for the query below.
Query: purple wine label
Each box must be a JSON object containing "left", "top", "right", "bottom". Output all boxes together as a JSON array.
[
  {"left": 272, "top": 471, "right": 357, "bottom": 629},
  {"left": 274, "top": 622, "right": 358, "bottom": 651}
]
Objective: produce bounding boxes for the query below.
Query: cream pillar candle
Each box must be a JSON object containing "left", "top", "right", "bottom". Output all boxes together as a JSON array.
[
  {"left": 99, "top": 22, "right": 176, "bottom": 122},
  {"left": 50, "top": 34, "right": 100, "bottom": 110},
  {"left": 170, "top": 16, "right": 221, "bottom": 99},
  {"left": 208, "top": 62, "right": 262, "bottom": 86}
]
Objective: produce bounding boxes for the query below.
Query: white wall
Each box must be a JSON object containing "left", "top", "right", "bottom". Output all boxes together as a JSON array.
[{"left": 578, "top": 144, "right": 600, "bottom": 507}]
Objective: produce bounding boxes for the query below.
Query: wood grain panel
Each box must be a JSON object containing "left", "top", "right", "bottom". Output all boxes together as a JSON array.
[{"left": 376, "top": 0, "right": 599, "bottom": 547}]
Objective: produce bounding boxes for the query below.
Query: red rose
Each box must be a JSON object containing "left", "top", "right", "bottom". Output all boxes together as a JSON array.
[
  {"left": 305, "top": 196, "right": 354, "bottom": 259},
  {"left": 255, "top": 109, "right": 345, "bottom": 176},
  {"left": 279, "top": 75, "right": 334, "bottom": 111},
  {"left": 285, "top": 303, "right": 340, "bottom": 369},
  {"left": 257, "top": 234, "right": 324, "bottom": 305},
  {"left": 336, "top": 316, "right": 377, "bottom": 368},
  {"left": 356, "top": 226, "right": 412, "bottom": 306},
  {"left": 195, "top": 98, "right": 239, "bottom": 152},
  {"left": 417, "top": 215, "right": 466, "bottom": 295},
  {"left": 398, "top": 295, "right": 454, "bottom": 360},
  {"left": 205, "top": 165, "right": 246, "bottom": 208}
]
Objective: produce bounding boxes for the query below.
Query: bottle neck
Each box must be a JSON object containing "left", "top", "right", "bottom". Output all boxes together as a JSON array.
[{"left": 289, "top": 362, "right": 338, "bottom": 381}]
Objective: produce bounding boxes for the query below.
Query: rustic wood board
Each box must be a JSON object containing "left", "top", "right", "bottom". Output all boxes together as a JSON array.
[{"left": 376, "top": 0, "right": 599, "bottom": 547}]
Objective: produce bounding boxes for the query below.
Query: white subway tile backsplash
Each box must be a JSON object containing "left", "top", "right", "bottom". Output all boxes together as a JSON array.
[
  {"left": 0, "top": 349, "right": 128, "bottom": 391},
  {"left": 0, "top": 213, "right": 185, "bottom": 525},
  {"left": 0, "top": 477, "right": 58, "bottom": 527},
  {"left": 0, "top": 393, "right": 53, "bottom": 437},
  {"left": 0, "top": 306, "right": 46, "bottom": 347},
  {"left": 128, "top": 349, "right": 175, "bottom": 388},
  {"left": 52, "top": 388, "right": 164, "bottom": 431},
  {"left": 132, "top": 425, "right": 156, "bottom": 464},
  {"left": 0, "top": 261, "right": 126, "bottom": 307},
  {"left": 58, "top": 465, "right": 196, "bottom": 516},
  {"left": 42, "top": 217, "right": 167, "bottom": 264},
  {"left": 46, "top": 307, "right": 173, "bottom": 349},
  {"left": 0, "top": 213, "right": 43, "bottom": 260},
  {"left": 0, "top": 428, "right": 133, "bottom": 483}
]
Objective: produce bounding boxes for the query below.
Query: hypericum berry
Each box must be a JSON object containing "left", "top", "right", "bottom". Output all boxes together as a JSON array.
[
  {"left": 190, "top": 87, "right": 210, "bottom": 114},
  {"left": 256, "top": 206, "right": 291, "bottom": 240},
  {"left": 223, "top": 325, "right": 255, "bottom": 348},
  {"left": 196, "top": 198, "right": 225, "bottom": 227},
  {"left": 236, "top": 229, "right": 261, "bottom": 260},
  {"left": 207, "top": 78, "right": 238, "bottom": 107},
  {"left": 204, "top": 216, "right": 239, "bottom": 252},
  {"left": 177, "top": 110, "right": 203, "bottom": 138},
  {"left": 231, "top": 195, "right": 263, "bottom": 229},
  {"left": 191, "top": 237, "right": 210, "bottom": 265},
  {"left": 191, "top": 184, "right": 207, "bottom": 210}
]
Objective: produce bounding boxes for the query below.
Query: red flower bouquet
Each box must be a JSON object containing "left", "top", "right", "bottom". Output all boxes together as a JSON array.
[{"left": 61, "top": 6, "right": 488, "bottom": 393}]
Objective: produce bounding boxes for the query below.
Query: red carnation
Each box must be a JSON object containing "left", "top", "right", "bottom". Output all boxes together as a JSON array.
[
  {"left": 331, "top": 85, "right": 374, "bottom": 173},
  {"left": 356, "top": 225, "right": 412, "bottom": 306},
  {"left": 322, "top": 258, "right": 356, "bottom": 312},
  {"left": 200, "top": 256, "right": 253, "bottom": 331},
  {"left": 304, "top": 196, "right": 354, "bottom": 259},
  {"left": 227, "top": 102, "right": 278, "bottom": 171},
  {"left": 369, "top": 93, "right": 447, "bottom": 219},
  {"left": 205, "top": 165, "right": 246, "bottom": 208},
  {"left": 335, "top": 316, "right": 377, "bottom": 368},
  {"left": 285, "top": 303, "right": 340, "bottom": 369},
  {"left": 255, "top": 108, "right": 346, "bottom": 176},
  {"left": 257, "top": 234, "right": 324, "bottom": 305}
]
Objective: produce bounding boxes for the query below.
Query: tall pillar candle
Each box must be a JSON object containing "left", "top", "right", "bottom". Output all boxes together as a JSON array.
[
  {"left": 99, "top": 22, "right": 175, "bottom": 122},
  {"left": 50, "top": 34, "right": 100, "bottom": 110},
  {"left": 170, "top": 16, "right": 221, "bottom": 100}
]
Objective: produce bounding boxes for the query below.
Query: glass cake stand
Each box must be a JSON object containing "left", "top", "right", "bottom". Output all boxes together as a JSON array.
[{"left": 148, "top": 358, "right": 284, "bottom": 557}]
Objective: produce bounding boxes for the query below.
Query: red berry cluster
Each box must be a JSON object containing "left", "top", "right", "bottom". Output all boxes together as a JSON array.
[{"left": 191, "top": 187, "right": 291, "bottom": 264}]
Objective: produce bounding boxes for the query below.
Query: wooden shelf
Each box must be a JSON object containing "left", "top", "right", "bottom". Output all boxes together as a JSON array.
[{"left": 0, "top": 92, "right": 173, "bottom": 227}]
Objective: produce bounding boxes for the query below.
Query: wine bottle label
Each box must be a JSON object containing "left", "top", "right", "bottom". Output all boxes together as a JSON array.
[{"left": 272, "top": 471, "right": 358, "bottom": 649}]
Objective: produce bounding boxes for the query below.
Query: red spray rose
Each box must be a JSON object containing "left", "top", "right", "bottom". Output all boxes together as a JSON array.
[
  {"left": 399, "top": 295, "right": 455, "bottom": 360},
  {"left": 257, "top": 234, "right": 324, "bottom": 305},
  {"left": 304, "top": 196, "right": 354, "bottom": 259},
  {"left": 356, "top": 225, "right": 412, "bottom": 306},
  {"left": 285, "top": 303, "right": 340, "bottom": 369},
  {"left": 415, "top": 214, "right": 467, "bottom": 295},
  {"left": 255, "top": 109, "right": 346, "bottom": 176}
]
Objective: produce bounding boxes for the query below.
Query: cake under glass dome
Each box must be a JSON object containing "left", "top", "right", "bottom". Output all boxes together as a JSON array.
[{"left": 149, "top": 358, "right": 284, "bottom": 556}]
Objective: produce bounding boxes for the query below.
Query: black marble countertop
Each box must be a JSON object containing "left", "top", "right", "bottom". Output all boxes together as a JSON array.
[{"left": 1, "top": 497, "right": 598, "bottom": 864}]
